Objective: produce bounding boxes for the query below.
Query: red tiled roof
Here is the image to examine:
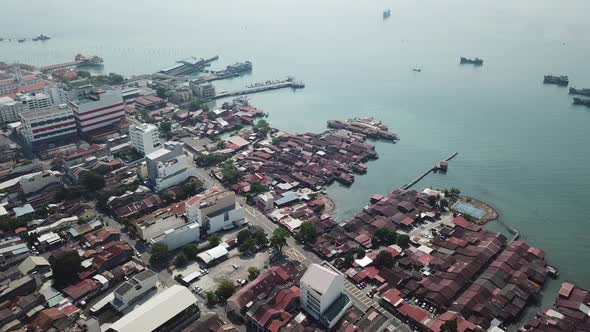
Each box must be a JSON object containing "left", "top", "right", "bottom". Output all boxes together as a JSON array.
[
  {"left": 63, "top": 279, "right": 99, "bottom": 300},
  {"left": 527, "top": 247, "right": 545, "bottom": 259},
  {"left": 397, "top": 303, "right": 428, "bottom": 323},
  {"left": 453, "top": 216, "right": 481, "bottom": 232},
  {"left": 382, "top": 288, "right": 403, "bottom": 306},
  {"left": 228, "top": 266, "right": 291, "bottom": 311},
  {"left": 33, "top": 308, "right": 66, "bottom": 330},
  {"left": 559, "top": 282, "right": 575, "bottom": 298}
]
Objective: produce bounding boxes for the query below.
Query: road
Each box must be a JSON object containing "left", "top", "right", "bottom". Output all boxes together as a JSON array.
[{"left": 192, "top": 166, "right": 414, "bottom": 332}]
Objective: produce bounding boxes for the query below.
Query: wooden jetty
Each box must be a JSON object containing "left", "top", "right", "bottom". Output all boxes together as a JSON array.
[{"left": 401, "top": 152, "right": 458, "bottom": 190}]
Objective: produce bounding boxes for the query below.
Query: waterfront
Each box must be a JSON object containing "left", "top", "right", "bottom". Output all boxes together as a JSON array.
[{"left": 3, "top": 0, "right": 590, "bottom": 309}]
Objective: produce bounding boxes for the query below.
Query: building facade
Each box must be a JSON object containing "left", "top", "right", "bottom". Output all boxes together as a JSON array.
[
  {"left": 0, "top": 96, "right": 28, "bottom": 124},
  {"left": 145, "top": 145, "right": 196, "bottom": 191},
  {"left": 300, "top": 264, "right": 351, "bottom": 329},
  {"left": 20, "top": 105, "right": 77, "bottom": 149},
  {"left": 149, "top": 222, "right": 200, "bottom": 251},
  {"left": 129, "top": 123, "right": 160, "bottom": 155},
  {"left": 111, "top": 270, "right": 158, "bottom": 312},
  {"left": 69, "top": 90, "right": 125, "bottom": 133},
  {"left": 185, "top": 189, "right": 246, "bottom": 234},
  {"left": 190, "top": 81, "right": 216, "bottom": 100},
  {"left": 107, "top": 285, "right": 200, "bottom": 332},
  {"left": 19, "top": 170, "right": 63, "bottom": 195}
]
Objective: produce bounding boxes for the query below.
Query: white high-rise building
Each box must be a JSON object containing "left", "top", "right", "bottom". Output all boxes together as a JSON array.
[
  {"left": 145, "top": 145, "right": 196, "bottom": 191},
  {"left": 185, "top": 188, "right": 246, "bottom": 234},
  {"left": 129, "top": 123, "right": 160, "bottom": 155},
  {"left": 300, "top": 264, "right": 351, "bottom": 329}
]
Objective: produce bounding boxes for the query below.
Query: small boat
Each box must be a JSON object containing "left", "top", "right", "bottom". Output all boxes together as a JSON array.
[
  {"left": 0, "top": 38, "right": 4, "bottom": 42},
  {"left": 573, "top": 97, "right": 590, "bottom": 107},
  {"left": 544, "top": 75, "right": 568, "bottom": 86},
  {"left": 412, "top": 68, "right": 422, "bottom": 72},
  {"left": 383, "top": 9, "right": 391, "bottom": 19},
  {"left": 32, "top": 34, "right": 50, "bottom": 41},
  {"left": 18, "top": 38, "right": 26, "bottom": 43},
  {"left": 569, "top": 87, "right": 590, "bottom": 97},
  {"left": 460, "top": 57, "right": 483, "bottom": 66}
]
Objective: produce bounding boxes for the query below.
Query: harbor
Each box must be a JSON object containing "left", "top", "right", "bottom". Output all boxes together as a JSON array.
[{"left": 40, "top": 54, "right": 103, "bottom": 72}]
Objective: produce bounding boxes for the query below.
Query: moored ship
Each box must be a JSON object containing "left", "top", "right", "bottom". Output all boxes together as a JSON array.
[
  {"left": 460, "top": 57, "right": 483, "bottom": 66},
  {"left": 573, "top": 97, "right": 590, "bottom": 107},
  {"left": 75, "top": 54, "right": 104, "bottom": 66},
  {"left": 32, "top": 34, "right": 50, "bottom": 41},
  {"left": 569, "top": 87, "right": 590, "bottom": 96},
  {"left": 543, "top": 75, "right": 568, "bottom": 86}
]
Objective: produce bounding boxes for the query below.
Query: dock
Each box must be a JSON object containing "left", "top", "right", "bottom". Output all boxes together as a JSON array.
[
  {"left": 159, "top": 55, "right": 218, "bottom": 77},
  {"left": 401, "top": 152, "right": 458, "bottom": 190},
  {"left": 40, "top": 60, "right": 83, "bottom": 72},
  {"left": 213, "top": 77, "right": 304, "bottom": 100}
]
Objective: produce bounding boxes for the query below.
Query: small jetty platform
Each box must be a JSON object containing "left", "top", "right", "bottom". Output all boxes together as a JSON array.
[
  {"left": 327, "top": 117, "right": 398, "bottom": 141},
  {"left": 214, "top": 77, "right": 304, "bottom": 100},
  {"left": 402, "top": 152, "right": 458, "bottom": 190}
]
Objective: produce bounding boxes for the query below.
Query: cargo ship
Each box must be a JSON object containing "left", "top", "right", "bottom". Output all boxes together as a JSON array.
[
  {"left": 460, "top": 57, "right": 483, "bottom": 66},
  {"left": 543, "top": 75, "right": 568, "bottom": 86},
  {"left": 569, "top": 87, "right": 590, "bottom": 97},
  {"left": 226, "top": 61, "right": 252, "bottom": 74},
  {"left": 17, "top": 38, "right": 26, "bottom": 43},
  {"left": 573, "top": 98, "right": 590, "bottom": 107}
]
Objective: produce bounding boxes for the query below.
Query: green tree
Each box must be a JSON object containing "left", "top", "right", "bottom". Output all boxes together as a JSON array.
[
  {"left": 397, "top": 234, "right": 410, "bottom": 248},
  {"left": 237, "top": 229, "right": 251, "bottom": 245},
  {"left": 156, "top": 87, "right": 168, "bottom": 99},
  {"left": 373, "top": 251, "right": 395, "bottom": 268},
  {"left": 215, "top": 280, "right": 236, "bottom": 301},
  {"left": 342, "top": 253, "right": 355, "bottom": 269},
  {"left": 208, "top": 234, "right": 222, "bottom": 247},
  {"left": 298, "top": 222, "right": 317, "bottom": 243},
  {"left": 248, "top": 267, "right": 260, "bottom": 281},
  {"left": 175, "top": 253, "right": 188, "bottom": 267},
  {"left": 107, "top": 73, "right": 125, "bottom": 85},
  {"left": 216, "top": 141, "right": 226, "bottom": 150},
  {"left": 80, "top": 172, "right": 105, "bottom": 192},
  {"left": 270, "top": 228, "right": 289, "bottom": 255},
  {"left": 373, "top": 228, "right": 397, "bottom": 247},
  {"left": 239, "top": 237, "right": 256, "bottom": 254},
  {"left": 49, "top": 251, "right": 82, "bottom": 287},
  {"left": 0, "top": 215, "right": 27, "bottom": 232},
  {"left": 205, "top": 291, "right": 217, "bottom": 306},
  {"left": 77, "top": 71, "right": 91, "bottom": 78},
  {"left": 254, "top": 230, "right": 268, "bottom": 247},
  {"left": 189, "top": 99, "right": 202, "bottom": 111},
  {"left": 150, "top": 243, "right": 169, "bottom": 265},
  {"left": 159, "top": 122, "right": 172, "bottom": 137},
  {"left": 183, "top": 244, "right": 198, "bottom": 259},
  {"left": 439, "top": 198, "right": 449, "bottom": 209},
  {"left": 449, "top": 187, "right": 461, "bottom": 197},
  {"left": 440, "top": 319, "right": 458, "bottom": 332},
  {"left": 253, "top": 119, "right": 271, "bottom": 137},
  {"left": 249, "top": 182, "right": 266, "bottom": 195},
  {"left": 221, "top": 160, "right": 241, "bottom": 184}
]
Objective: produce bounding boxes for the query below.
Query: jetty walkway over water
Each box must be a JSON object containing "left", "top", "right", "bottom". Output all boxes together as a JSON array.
[
  {"left": 213, "top": 77, "right": 304, "bottom": 100},
  {"left": 401, "top": 152, "right": 458, "bottom": 190}
]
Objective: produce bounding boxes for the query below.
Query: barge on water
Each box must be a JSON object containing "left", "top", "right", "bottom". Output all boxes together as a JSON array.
[
  {"left": 573, "top": 97, "right": 590, "bottom": 107},
  {"left": 544, "top": 75, "right": 569, "bottom": 86},
  {"left": 569, "top": 87, "right": 590, "bottom": 96},
  {"left": 460, "top": 57, "right": 483, "bottom": 66}
]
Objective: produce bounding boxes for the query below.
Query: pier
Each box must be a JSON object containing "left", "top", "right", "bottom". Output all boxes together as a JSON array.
[
  {"left": 213, "top": 77, "right": 305, "bottom": 100},
  {"left": 401, "top": 152, "right": 458, "bottom": 190}
]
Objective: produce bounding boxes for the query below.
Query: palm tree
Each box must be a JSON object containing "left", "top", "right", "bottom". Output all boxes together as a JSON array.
[{"left": 270, "top": 228, "right": 289, "bottom": 255}]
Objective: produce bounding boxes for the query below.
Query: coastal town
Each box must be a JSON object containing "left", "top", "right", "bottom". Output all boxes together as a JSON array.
[{"left": 0, "top": 55, "right": 587, "bottom": 332}]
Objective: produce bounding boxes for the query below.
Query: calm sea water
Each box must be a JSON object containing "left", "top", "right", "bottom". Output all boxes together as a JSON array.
[{"left": 3, "top": 0, "right": 590, "bottom": 309}]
